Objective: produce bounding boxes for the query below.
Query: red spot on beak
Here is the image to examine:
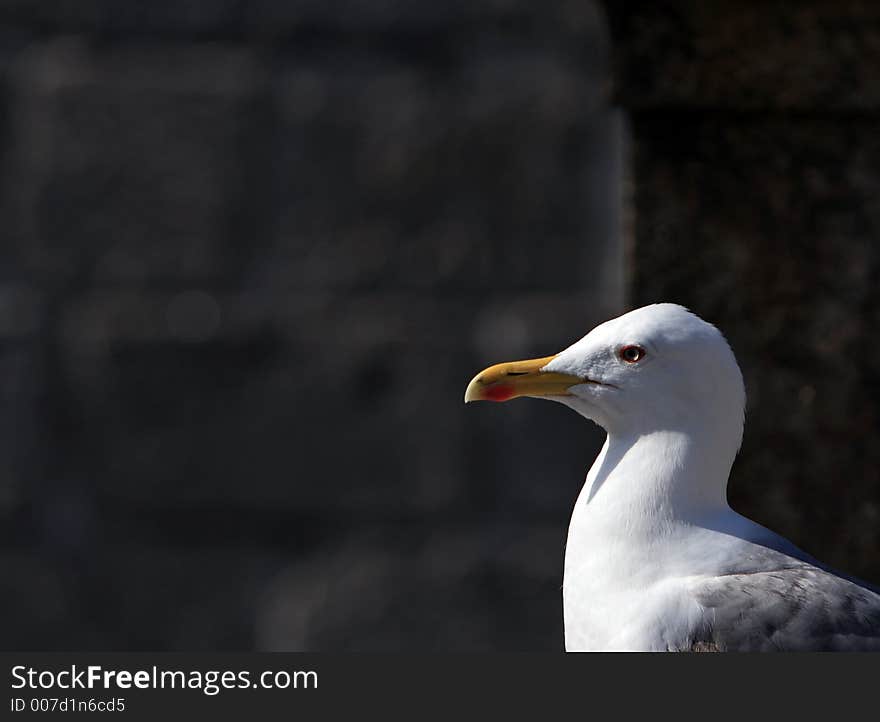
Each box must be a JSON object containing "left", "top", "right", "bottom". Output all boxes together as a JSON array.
[{"left": 483, "top": 383, "right": 516, "bottom": 402}]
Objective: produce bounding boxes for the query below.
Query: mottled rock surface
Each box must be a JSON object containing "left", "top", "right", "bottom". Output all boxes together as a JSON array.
[
  {"left": 0, "top": 1, "right": 619, "bottom": 650},
  {"left": 604, "top": 0, "right": 880, "bottom": 586}
]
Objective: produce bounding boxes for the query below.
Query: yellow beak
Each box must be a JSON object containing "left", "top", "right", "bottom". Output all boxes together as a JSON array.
[{"left": 464, "top": 354, "right": 583, "bottom": 403}]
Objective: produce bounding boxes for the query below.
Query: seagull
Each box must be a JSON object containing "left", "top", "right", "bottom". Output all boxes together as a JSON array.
[{"left": 465, "top": 303, "right": 880, "bottom": 651}]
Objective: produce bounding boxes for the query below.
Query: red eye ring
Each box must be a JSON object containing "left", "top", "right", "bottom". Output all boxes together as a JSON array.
[{"left": 619, "top": 345, "right": 646, "bottom": 363}]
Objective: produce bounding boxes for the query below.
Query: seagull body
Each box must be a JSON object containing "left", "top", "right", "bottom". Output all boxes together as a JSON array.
[{"left": 466, "top": 303, "right": 880, "bottom": 651}]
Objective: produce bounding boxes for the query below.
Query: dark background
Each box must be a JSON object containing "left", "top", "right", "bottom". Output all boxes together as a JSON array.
[{"left": 1, "top": 1, "right": 878, "bottom": 650}]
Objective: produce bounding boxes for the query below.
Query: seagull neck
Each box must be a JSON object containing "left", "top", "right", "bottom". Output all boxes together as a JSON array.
[{"left": 583, "top": 428, "right": 734, "bottom": 524}]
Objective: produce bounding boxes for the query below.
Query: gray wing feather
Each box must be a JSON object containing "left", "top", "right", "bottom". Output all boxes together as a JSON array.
[{"left": 690, "top": 559, "right": 880, "bottom": 651}]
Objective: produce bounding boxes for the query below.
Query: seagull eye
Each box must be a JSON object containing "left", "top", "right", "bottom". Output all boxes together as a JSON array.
[{"left": 619, "top": 345, "right": 646, "bottom": 363}]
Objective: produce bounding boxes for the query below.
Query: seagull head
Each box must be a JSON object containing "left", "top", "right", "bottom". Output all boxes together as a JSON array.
[{"left": 465, "top": 303, "right": 745, "bottom": 442}]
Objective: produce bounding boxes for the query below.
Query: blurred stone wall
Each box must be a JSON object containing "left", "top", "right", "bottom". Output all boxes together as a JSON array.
[
  {"left": 0, "top": 2, "right": 624, "bottom": 649},
  {"left": 602, "top": 0, "right": 880, "bottom": 583}
]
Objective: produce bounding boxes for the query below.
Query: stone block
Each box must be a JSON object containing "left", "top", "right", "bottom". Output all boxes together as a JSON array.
[
  {"left": 604, "top": 0, "right": 880, "bottom": 110},
  {"left": 0, "top": 1, "right": 243, "bottom": 36},
  {"left": 48, "top": 289, "right": 608, "bottom": 518},
  {"left": 256, "top": 524, "right": 566, "bottom": 651},
  {"left": 263, "top": 50, "right": 616, "bottom": 292},
  {"left": 2, "top": 41, "right": 270, "bottom": 282}
]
